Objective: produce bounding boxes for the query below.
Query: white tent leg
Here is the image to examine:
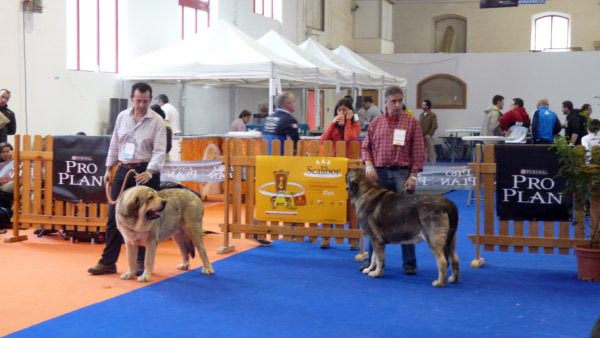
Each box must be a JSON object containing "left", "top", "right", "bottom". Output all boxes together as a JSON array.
[
  {"left": 268, "top": 78, "right": 274, "bottom": 114},
  {"left": 315, "top": 86, "right": 320, "bottom": 129}
]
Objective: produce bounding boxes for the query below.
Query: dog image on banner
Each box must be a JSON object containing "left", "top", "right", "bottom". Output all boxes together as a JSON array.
[
  {"left": 347, "top": 170, "right": 460, "bottom": 287},
  {"left": 115, "top": 186, "right": 214, "bottom": 282}
]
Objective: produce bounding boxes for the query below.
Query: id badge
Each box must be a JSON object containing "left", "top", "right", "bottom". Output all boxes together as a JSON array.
[
  {"left": 393, "top": 129, "right": 406, "bottom": 146},
  {"left": 122, "top": 142, "right": 135, "bottom": 160}
]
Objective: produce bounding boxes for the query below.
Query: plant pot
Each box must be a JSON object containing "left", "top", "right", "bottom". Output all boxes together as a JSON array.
[{"left": 574, "top": 245, "right": 600, "bottom": 282}]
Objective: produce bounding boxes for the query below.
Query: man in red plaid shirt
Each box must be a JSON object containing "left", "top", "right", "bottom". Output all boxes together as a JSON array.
[{"left": 360, "top": 85, "right": 425, "bottom": 275}]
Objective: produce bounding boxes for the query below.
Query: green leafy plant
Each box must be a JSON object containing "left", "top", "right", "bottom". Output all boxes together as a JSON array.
[{"left": 554, "top": 137, "right": 600, "bottom": 249}]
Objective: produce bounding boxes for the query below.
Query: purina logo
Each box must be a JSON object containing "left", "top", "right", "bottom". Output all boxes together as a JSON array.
[
  {"left": 520, "top": 169, "right": 548, "bottom": 175},
  {"left": 304, "top": 159, "right": 342, "bottom": 178}
]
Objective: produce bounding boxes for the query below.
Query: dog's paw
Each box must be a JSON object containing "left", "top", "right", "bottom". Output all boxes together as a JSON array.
[
  {"left": 202, "top": 266, "right": 215, "bottom": 275},
  {"left": 432, "top": 280, "right": 446, "bottom": 288},
  {"left": 120, "top": 272, "right": 135, "bottom": 280},
  {"left": 177, "top": 263, "right": 190, "bottom": 270},
  {"left": 368, "top": 270, "right": 382, "bottom": 278},
  {"left": 448, "top": 274, "right": 460, "bottom": 283},
  {"left": 361, "top": 267, "right": 372, "bottom": 274},
  {"left": 137, "top": 274, "right": 151, "bottom": 282}
]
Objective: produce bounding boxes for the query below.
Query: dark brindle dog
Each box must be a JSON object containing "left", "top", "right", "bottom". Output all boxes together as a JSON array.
[{"left": 347, "top": 170, "right": 460, "bottom": 287}]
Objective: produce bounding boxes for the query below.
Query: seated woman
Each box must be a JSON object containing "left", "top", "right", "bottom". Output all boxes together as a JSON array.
[
  {"left": 320, "top": 97, "right": 361, "bottom": 156},
  {"left": 0, "top": 142, "right": 14, "bottom": 233}
]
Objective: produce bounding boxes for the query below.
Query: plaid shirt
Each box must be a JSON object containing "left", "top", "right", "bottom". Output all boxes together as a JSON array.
[
  {"left": 361, "top": 112, "right": 425, "bottom": 175},
  {"left": 106, "top": 108, "right": 166, "bottom": 172}
]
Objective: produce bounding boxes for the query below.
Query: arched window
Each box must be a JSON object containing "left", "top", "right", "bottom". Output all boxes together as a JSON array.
[
  {"left": 417, "top": 74, "right": 467, "bottom": 109},
  {"left": 531, "top": 13, "right": 570, "bottom": 51},
  {"left": 433, "top": 15, "right": 467, "bottom": 53}
]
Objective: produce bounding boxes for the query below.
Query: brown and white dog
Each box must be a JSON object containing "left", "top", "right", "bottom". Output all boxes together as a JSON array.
[
  {"left": 115, "top": 186, "right": 214, "bottom": 282},
  {"left": 347, "top": 170, "right": 460, "bottom": 287}
]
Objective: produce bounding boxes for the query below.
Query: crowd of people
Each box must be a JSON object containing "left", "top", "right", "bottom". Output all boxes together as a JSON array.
[{"left": 482, "top": 94, "right": 598, "bottom": 156}]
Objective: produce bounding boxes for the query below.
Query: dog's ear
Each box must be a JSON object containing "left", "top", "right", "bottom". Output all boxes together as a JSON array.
[{"left": 127, "top": 196, "right": 142, "bottom": 217}]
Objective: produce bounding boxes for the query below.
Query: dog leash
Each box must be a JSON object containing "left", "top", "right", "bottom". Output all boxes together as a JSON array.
[{"left": 104, "top": 169, "right": 139, "bottom": 205}]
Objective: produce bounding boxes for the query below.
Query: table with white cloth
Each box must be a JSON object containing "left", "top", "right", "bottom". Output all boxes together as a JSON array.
[{"left": 440, "top": 128, "right": 482, "bottom": 163}]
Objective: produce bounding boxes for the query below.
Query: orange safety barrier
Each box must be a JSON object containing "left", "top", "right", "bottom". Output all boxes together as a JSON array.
[
  {"left": 4, "top": 135, "right": 109, "bottom": 243},
  {"left": 218, "top": 138, "right": 365, "bottom": 254},
  {"left": 468, "top": 144, "right": 592, "bottom": 268}
]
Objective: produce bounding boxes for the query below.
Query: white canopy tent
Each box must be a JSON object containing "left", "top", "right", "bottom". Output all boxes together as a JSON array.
[
  {"left": 333, "top": 45, "right": 406, "bottom": 88},
  {"left": 298, "top": 37, "right": 382, "bottom": 90},
  {"left": 257, "top": 31, "right": 354, "bottom": 127},
  {"left": 333, "top": 45, "right": 408, "bottom": 107},
  {"left": 120, "top": 21, "right": 318, "bottom": 115},
  {"left": 257, "top": 31, "right": 352, "bottom": 88}
]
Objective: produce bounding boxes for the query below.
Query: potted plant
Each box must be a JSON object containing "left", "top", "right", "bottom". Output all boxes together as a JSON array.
[{"left": 555, "top": 137, "right": 600, "bottom": 281}]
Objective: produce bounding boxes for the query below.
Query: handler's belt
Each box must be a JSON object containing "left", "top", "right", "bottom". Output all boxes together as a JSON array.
[
  {"left": 375, "top": 165, "right": 409, "bottom": 170},
  {"left": 119, "top": 162, "right": 148, "bottom": 170}
]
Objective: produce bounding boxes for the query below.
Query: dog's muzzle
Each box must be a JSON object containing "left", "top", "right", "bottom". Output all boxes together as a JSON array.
[{"left": 145, "top": 201, "right": 167, "bottom": 220}]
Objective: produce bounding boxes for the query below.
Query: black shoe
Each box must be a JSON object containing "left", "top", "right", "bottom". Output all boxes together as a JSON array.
[
  {"left": 254, "top": 238, "right": 272, "bottom": 247},
  {"left": 88, "top": 263, "right": 117, "bottom": 275},
  {"left": 0, "top": 229, "right": 7, "bottom": 234},
  {"left": 403, "top": 265, "right": 417, "bottom": 275}
]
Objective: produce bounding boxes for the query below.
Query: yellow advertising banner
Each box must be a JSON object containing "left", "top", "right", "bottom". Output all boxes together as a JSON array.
[{"left": 255, "top": 156, "right": 349, "bottom": 224}]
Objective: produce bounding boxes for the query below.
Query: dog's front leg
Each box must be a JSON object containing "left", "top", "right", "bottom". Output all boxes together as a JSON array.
[
  {"left": 368, "top": 242, "right": 385, "bottom": 278},
  {"left": 120, "top": 242, "right": 138, "bottom": 280},
  {"left": 362, "top": 252, "right": 377, "bottom": 275},
  {"left": 138, "top": 241, "right": 157, "bottom": 282}
]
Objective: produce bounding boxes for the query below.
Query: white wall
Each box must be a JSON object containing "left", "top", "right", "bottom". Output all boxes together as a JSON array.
[
  {"left": 392, "top": 0, "right": 600, "bottom": 53},
  {"left": 1, "top": 1, "right": 119, "bottom": 138},
  {"left": 364, "top": 52, "right": 600, "bottom": 139}
]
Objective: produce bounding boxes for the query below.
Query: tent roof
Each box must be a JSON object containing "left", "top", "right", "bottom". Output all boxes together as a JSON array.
[
  {"left": 298, "top": 38, "right": 382, "bottom": 89},
  {"left": 257, "top": 31, "right": 353, "bottom": 87},
  {"left": 120, "top": 21, "right": 316, "bottom": 86},
  {"left": 332, "top": 45, "right": 407, "bottom": 87}
]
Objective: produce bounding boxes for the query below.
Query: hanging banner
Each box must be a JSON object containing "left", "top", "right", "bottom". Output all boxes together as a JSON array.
[
  {"left": 480, "top": 0, "right": 518, "bottom": 8},
  {"left": 495, "top": 145, "right": 571, "bottom": 221},
  {"left": 415, "top": 165, "right": 475, "bottom": 190},
  {"left": 255, "top": 156, "right": 348, "bottom": 224},
  {"left": 52, "top": 136, "right": 111, "bottom": 203},
  {"left": 160, "top": 160, "right": 225, "bottom": 182},
  {"left": 518, "top": 0, "right": 544, "bottom": 4}
]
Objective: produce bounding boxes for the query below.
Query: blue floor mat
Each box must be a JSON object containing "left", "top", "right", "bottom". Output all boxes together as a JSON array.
[{"left": 9, "top": 191, "right": 600, "bottom": 338}]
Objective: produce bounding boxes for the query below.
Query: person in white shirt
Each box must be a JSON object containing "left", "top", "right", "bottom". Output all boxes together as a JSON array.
[
  {"left": 157, "top": 94, "right": 181, "bottom": 135},
  {"left": 230, "top": 110, "right": 252, "bottom": 131},
  {"left": 581, "top": 119, "right": 600, "bottom": 164}
]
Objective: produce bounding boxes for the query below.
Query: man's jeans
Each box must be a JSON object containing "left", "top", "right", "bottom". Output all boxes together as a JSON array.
[{"left": 362, "top": 167, "right": 417, "bottom": 268}]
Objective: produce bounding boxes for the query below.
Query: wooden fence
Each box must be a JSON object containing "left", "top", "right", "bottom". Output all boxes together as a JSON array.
[
  {"left": 218, "top": 138, "right": 365, "bottom": 254},
  {"left": 468, "top": 144, "right": 591, "bottom": 267},
  {"left": 4, "top": 135, "right": 109, "bottom": 243}
]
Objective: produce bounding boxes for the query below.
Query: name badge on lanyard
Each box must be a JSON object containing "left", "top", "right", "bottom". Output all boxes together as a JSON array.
[
  {"left": 393, "top": 129, "right": 406, "bottom": 146},
  {"left": 122, "top": 142, "right": 136, "bottom": 160}
]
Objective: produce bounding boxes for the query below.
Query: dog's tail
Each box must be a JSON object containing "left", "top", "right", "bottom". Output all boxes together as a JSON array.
[
  {"left": 443, "top": 201, "right": 459, "bottom": 266},
  {"left": 185, "top": 239, "right": 196, "bottom": 258}
]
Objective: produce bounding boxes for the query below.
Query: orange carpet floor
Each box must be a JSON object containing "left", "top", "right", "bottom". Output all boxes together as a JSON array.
[{"left": 0, "top": 202, "right": 257, "bottom": 336}]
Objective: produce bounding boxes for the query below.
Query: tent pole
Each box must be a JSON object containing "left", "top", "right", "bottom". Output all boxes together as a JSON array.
[
  {"left": 268, "top": 78, "right": 274, "bottom": 115},
  {"left": 178, "top": 81, "right": 186, "bottom": 135},
  {"left": 315, "top": 85, "right": 320, "bottom": 130}
]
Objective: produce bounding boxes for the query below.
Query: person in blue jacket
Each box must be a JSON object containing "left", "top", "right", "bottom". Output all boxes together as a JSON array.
[
  {"left": 263, "top": 92, "right": 300, "bottom": 155},
  {"left": 531, "top": 98, "right": 561, "bottom": 144}
]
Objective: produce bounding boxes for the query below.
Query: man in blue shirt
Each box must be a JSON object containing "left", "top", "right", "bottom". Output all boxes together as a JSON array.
[
  {"left": 531, "top": 98, "right": 561, "bottom": 144},
  {"left": 263, "top": 92, "right": 300, "bottom": 155}
]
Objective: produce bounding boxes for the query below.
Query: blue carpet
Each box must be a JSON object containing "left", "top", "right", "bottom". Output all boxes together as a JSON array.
[{"left": 9, "top": 191, "right": 600, "bottom": 338}]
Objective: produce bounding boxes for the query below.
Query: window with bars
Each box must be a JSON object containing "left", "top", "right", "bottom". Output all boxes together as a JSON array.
[
  {"left": 179, "top": 0, "right": 214, "bottom": 40},
  {"left": 531, "top": 13, "right": 570, "bottom": 51},
  {"left": 66, "top": 0, "right": 119, "bottom": 73},
  {"left": 253, "top": 0, "right": 282, "bottom": 22}
]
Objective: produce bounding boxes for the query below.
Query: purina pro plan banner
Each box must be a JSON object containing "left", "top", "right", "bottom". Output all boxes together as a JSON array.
[{"left": 495, "top": 145, "right": 571, "bottom": 221}]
